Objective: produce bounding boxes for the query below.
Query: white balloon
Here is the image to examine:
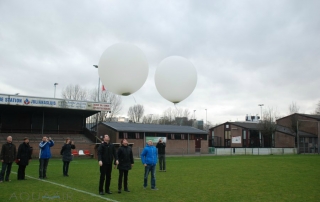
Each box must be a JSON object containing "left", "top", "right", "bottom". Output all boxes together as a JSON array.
[
  {"left": 155, "top": 56, "right": 197, "bottom": 103},
  {"left": 98, "top": 43, "right": 149, "bottom": 96}
]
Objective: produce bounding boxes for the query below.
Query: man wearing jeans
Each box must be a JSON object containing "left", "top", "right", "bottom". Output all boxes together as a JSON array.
[
  {"left": 39, "top": 136, "right": 54, "bottom": 179},
  {"left": 141, "top": 140, "right": 158, "bottom": 190}
]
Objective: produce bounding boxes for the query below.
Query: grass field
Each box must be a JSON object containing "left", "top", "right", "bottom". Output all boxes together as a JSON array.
[{"left": 0, "top": 155, "right": 319, "bottom": 202}]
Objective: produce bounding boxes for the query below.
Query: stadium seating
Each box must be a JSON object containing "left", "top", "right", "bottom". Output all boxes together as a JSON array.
[{"left": 72, "top": 150, "right": 79, "bottom": 156}]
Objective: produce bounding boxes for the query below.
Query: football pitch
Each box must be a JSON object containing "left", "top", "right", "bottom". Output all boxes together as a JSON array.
[{"left": 1, "top": 155, "right": 319, "bottom": 202}]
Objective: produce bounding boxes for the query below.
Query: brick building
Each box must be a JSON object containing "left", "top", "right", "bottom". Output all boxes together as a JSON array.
[
  {"left": 96, "top": 122, "right": 208, "bottom": 156},
  {"left": 209, "top": 113, "right": 320, "bottom": 153}
]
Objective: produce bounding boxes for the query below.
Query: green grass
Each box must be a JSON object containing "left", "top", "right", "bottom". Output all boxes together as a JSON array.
[{"left": 0, "top": 155, "right": 320, "bottom": 202}]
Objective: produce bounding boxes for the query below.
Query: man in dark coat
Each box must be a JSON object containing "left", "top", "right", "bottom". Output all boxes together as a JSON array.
[
  {"left": 60, "top": 138, "right": 75, "bottom": 177},
  {"left": 98, "top": 134, "right": 119, "bottom": 195},
  {"left": 0, "top": 136, "right": 16, "bottom": 182},
  {"left": 17, "top": 137, "right": 33, "bottom": 180},
  {"left": 117, "top": 138, "right": 134, "bottom": 193},
  {"left": 156, "top": 138, "right": 166, "bottom": 172}
]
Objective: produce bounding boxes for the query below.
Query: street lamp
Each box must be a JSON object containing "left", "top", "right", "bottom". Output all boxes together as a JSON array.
[
  {"left": 258, "top": 104, "right": 264, "bottom": 120},
  {"left": 54, "top": 83, "right": 58, "bottom": 98},
  {"left": 205, "top": 109, "right": 207, "bottom": 129},
  {"left": 149, "top": 114, "right": 153, "bottom": 124},
  {"left": 93, "top": 65, "right": 100, "bottom": 144}
]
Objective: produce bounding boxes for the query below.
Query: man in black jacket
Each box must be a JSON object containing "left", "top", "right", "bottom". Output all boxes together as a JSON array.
[
  {"left": 98, "top": 134, "right": 119, "bottom": 195},
  {"left": 17, "top": 137, "right": 33, "bottom": 180},
  {"left": 0, "top": 136, "right": 16, "bottom": 182},
  {"left": 156, "top": 138, "right": 166, "bottom": 172}
]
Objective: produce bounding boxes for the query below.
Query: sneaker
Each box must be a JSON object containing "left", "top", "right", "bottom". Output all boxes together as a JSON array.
[
  {"left": 124, "top": 189, "right": 130, "bottom": 192},
  {"left": 143, "top": 186, "right": 146, "bottom": 189},
  {"left": 151, "top": 187, "right": 159, "bottom": 190},
  {"left": 5, "top": 180, "right": 11, "bottom": 182},
  {"left": 118, "top": 189, "right": 121, "bottom": 193}
]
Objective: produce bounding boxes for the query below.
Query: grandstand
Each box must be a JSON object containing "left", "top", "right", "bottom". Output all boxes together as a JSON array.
[{"left": 0, "top": 94, "right": 110, "bottom": 158}]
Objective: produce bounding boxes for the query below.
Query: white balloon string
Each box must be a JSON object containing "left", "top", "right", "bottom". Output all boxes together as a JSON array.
[{"left": 132, "top": 95, "right": 137, "bottom": 103}]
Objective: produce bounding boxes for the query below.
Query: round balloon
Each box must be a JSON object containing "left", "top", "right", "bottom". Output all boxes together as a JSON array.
[
  {"left": 98, "top": 43, "right": 149, "bottom": 96},
  {"left": 155, "top": 56, "right": 197, "bottom": 103}
]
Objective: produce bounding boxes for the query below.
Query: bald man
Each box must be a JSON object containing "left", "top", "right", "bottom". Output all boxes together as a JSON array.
[{"left": 0, "top": 136, "right": 17, "bottom": 182}]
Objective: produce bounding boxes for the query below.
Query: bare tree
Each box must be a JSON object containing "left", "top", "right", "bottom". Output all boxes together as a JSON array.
[
  {"left": 258, "top": 107, "right": 279, "bottom": 147},
  {"left": 128, "top": 104, "right": 144, "bottom": 123},
  {"left": 315, "top": 101, "right": 320, "bottom": 115},
  {"left": 62, "top": 84, "right": 88, "bottom": 100},
  {"left": 289, "top": 102, "right": 300, "bottom": 114},
  {"left": 162, "top": 108, "right": 174, "bottom": 124},
  {"left": 288, "top": 102, "right": 300, "bottom": 135},
  {"left": 142, "top": 114, "right": 155, "bottom": 124},
  {"left": 204, "top": 121, "right": 213, "bottom": 132}
]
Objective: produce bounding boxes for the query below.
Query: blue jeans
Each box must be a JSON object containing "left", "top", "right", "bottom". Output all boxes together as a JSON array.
[
  {"left": 144, "top": 164, "right": 156, "bottom": 188},
  {"left": 0, "top": 162, "right": 12, "bottom": 181}
]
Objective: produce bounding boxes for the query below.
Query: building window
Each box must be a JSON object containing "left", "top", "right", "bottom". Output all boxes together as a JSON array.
[
  {"left": 225, "top": 131, "right": 231, "bottom": 147},
  {"left": 171, "top": 134, "right": 175, "bottom": 139},
  {"left": 123, "top": 132, "right": 128, "bottom": 139},
  {"left": 135, "top": 133, "right": 140, "bottom": 139},
  {"left": 243, "top": 130, "right": 247, "bottom": 147},
  {"left": 181, "top": 134, "right": 185, "bottom": 140}
]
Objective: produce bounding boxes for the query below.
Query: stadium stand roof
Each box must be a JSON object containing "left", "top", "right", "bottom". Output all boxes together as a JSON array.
[{"left": 101, "top": 122, "right": 207, "bottom": 134}]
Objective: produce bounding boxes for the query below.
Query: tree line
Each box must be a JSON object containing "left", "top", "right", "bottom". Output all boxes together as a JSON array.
[{"left": 61, "top": 84, "right": 213, "bottom": 131}]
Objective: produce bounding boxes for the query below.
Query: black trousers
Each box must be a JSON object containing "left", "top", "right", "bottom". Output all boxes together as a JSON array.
[
  {"left": 99, "top": 164, "right": 112, "bottom": 192},
  {"left": 63, "top": 161, "right": 70, "bottom": 175},
  {"left": 18, "top": 165, "right": 27, "bottom": 180},
  {"left": 0, "top": 162, "right": 12, "bottom": 181},
  {"left": 118, "top": 169, "right": 129, "bottom": 190},
  {"left": 39, "top": 159, "right": 49, "bottom": 178}
]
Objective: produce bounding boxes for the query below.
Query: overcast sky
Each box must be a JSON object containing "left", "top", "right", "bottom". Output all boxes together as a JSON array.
[{"left": 1, "top": 0, "right": 319, "bottom": 125}]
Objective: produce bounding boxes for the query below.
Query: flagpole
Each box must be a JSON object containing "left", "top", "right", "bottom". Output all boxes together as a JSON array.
[{"left": 93, "top": 65, "right": 99, "bottom": 144}]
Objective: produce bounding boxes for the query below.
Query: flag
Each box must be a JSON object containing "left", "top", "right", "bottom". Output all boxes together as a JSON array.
[{"left": 102, "top": 85, "right": 106, "bottom": 91}]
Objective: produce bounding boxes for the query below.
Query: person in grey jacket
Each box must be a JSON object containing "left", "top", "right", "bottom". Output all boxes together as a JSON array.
[
  {"left": 60, "top": 138, "right": 75, "bottom": 177},
  {"left": 0, "top": 136, "right": 16, "bottom": 182}
]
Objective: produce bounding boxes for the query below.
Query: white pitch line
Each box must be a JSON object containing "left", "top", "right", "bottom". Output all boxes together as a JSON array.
[{"left": 11, "top": 172, "right": 119, "bottom": 202}]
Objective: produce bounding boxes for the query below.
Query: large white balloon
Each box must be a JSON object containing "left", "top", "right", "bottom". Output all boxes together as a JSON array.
[
  {"left": 155, "top": 56, "right": 197, "bottom": 103},
  {"left": 98, "top": 43, "right": 149, "bottom": 96}
]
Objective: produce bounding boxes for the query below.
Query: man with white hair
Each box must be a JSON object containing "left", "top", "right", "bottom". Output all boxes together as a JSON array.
[{"left": 0, "top": 136, "right": 17, "bottom": 182}]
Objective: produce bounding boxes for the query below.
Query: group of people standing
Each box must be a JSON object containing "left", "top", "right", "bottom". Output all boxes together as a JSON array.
[
  {"left": 1, "top": 134, "right": 166, "bottom": 196},
  {"left": 98, "top": 135, "right": 166, "bottom": 195},
  {"left": 0, "top": 136, "right": 33, "bottom": 182},
  {"left": 0, "top": 135, "right": 75, "bottom": 182}
]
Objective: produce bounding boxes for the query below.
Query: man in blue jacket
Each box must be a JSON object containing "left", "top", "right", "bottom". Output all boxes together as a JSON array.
[
  {"left": 141, "top": 140, "right": 158, "bottom": 190},
  {"left": 39, "top": 136, "right": 54, "bottom": 179}
]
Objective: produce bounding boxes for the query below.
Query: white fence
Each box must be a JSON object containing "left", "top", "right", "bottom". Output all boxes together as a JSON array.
[
  {"left": 134, "top": 147, "right": 297, "bottom": 157},
  {"left": 214, "top": 148, "right": 297, "bottom": 155}
]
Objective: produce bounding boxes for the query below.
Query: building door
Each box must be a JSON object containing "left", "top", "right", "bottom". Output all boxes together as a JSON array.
[{"left": 195, "top": 136, "right": 201, "bottom": 152}]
